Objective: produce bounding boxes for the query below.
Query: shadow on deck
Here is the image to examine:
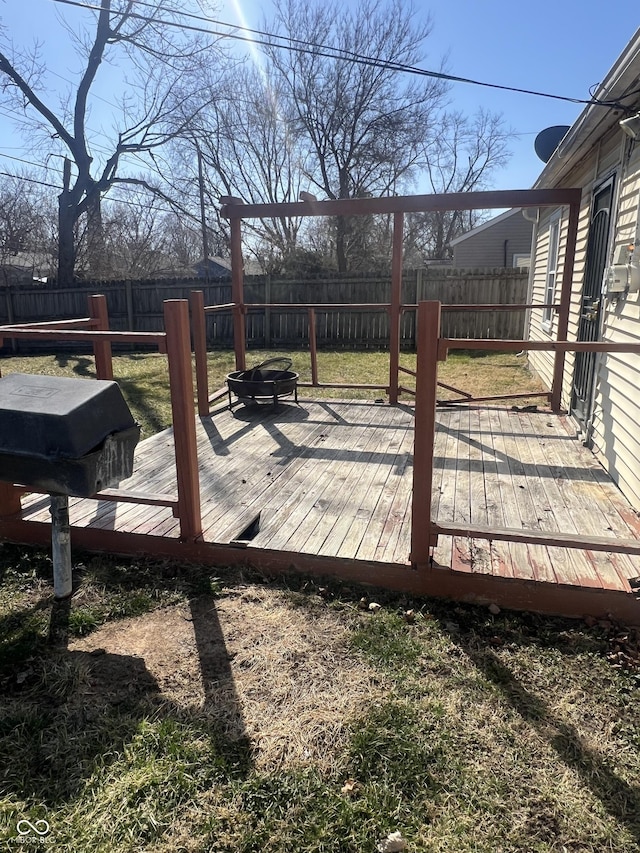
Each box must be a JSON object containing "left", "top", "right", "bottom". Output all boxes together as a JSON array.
[{"left": 3, "top": 399, "right": 640, "bottom": 625}]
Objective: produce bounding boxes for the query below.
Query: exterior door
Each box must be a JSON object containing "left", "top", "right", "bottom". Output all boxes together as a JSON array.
[{"left": 571, "top": 179, "right": 614, "bottom": 431}]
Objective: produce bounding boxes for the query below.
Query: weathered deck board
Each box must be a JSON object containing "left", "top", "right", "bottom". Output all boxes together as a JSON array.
[{"left": 13, "top": 400, "right": 640, "bottom": 622}]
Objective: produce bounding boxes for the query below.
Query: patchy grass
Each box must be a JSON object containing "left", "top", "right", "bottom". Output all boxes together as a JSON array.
[
  {"left": 1, "top": 545, "right": 639, "bottom": 852},
  {"left": 0, "top": 348, "right": 544, "bottom": 437}
]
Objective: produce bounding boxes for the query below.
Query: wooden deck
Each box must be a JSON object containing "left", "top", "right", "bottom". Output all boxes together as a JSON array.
[{"left": 6, "top": 399, "right": 640, "bottom": 623}]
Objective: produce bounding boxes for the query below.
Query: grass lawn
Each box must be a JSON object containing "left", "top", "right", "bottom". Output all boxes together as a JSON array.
[
  {"left": 0, "top": 548, "right": 639, "bottom": 852},
  {"left": 0, "top": 348, "right": 545, "bottom": 438}
]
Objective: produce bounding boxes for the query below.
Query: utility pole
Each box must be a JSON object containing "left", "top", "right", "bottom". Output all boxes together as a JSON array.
[{"left": 196, "top": 143, "right": 209, "bottom": 284}]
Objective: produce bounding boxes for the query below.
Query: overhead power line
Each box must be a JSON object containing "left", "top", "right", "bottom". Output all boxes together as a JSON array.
[{"left": 51, "top": 0, "right": 637, "bottom": 109}]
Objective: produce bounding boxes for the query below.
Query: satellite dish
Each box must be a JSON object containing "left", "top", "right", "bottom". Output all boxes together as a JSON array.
[{"left": 534, "top": 125, "right": 571, "bottom": 163}]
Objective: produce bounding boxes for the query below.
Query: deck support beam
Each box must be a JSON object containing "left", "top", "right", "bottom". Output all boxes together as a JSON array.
[
  {"left": 411, "top": 300, "right": 441, "bottom": 565},
  {"left": 190, "top": 290, "right": 210, "bottom": 416},
  {"left": 88, "top": 294, "right": 113, "bottom": 380},
  {"left": 164, "top": 300, "right": 202, "bottom": 541}
]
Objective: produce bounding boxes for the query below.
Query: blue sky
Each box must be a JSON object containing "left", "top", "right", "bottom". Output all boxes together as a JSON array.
[{"left": 1, "top": 0, "right": 639, "bottom": 192}]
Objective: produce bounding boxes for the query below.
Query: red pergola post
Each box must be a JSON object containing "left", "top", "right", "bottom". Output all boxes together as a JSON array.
[
  {"left": 230, "top": 217, "right": 246, "bottom": 372},
  {"left": 551, "top": 198, "right": 581, "bottom": 411},
  {"left": 190, "top": 290, "right": 209, "bottom": 416},
  {"left": 389, "top": 211, "right": 404, "bottom": 404},
  {"left": 88, "top": 294, "right": 113, "bottom": 380},
  {"left": 410, "top": 300, "right": 441, "bottom": 566},
  {"left": 164, "top": 299, "right": 202, "bottom": 541}
]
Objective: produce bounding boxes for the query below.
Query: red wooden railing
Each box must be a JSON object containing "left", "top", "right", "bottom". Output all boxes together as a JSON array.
[
  {"left": 0, "top": 295, "right": 202, "bottom": 541},
  {"left": 410, "top": 300, "right": 640, "bottom": 566}
]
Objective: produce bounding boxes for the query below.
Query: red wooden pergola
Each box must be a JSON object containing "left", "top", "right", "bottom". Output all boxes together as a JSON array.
[{"left": 219, "top": 188, "right": 582, "bottom": 411}]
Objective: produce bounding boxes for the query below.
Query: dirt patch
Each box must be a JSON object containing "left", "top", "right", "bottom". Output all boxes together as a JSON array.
[{"left": 69, "top": 586, "right": 384, "bottom": 771}]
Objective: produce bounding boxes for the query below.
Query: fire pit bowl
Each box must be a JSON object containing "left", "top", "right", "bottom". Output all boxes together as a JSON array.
[{"left": 226, "top": 357, "right": 299, "bottom": 410}]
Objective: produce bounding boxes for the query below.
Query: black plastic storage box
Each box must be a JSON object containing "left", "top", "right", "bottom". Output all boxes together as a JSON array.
[{"left": 0, "top": 373, "right": 140, "bottom": 496}]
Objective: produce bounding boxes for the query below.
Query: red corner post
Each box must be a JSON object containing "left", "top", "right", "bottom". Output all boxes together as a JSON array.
[
  {"left": 551, "top": 199, "right": 580, "bottom": 411},
  {"left": 410, "top": 300, "right": 441, "bottom": 566},
  {"left": 164, "top": 300, "right": 202, "bottom": 541},
  {"left": 230, "top": 217, "right": 247, "bottom": 372},
  {"left": 389, "top": 211, "right": 404, "bottom": 403},
  {"left": 88, "top": 294, "right": 113, "bottom": 380},
  {"left": 190, "top": 290, "right": 210, "bottom": 416}
]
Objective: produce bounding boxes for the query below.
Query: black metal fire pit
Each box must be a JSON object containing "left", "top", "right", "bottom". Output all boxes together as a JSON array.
[{"left": 226, "top": 357, "right": 299, "bottom": 411}]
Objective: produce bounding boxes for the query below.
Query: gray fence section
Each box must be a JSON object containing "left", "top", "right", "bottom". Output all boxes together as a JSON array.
[{"left": 0, "top": 268, "right": 528, "bottom": 354}]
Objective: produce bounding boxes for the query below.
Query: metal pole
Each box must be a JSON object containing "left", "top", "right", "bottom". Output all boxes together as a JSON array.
[
  {"left": 196, "top": 144, "right": 210, "bottom": 284},
  {"left": 50, "top": 495, "right": 73, "bottom": 599}
]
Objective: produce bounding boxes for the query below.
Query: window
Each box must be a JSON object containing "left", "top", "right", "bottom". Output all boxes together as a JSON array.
[{"left": 542, "top": 213, "right": 561, "bottom": 331}]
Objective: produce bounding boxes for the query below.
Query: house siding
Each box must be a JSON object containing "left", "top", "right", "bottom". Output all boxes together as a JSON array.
[
  {"left": 529, "top": 120, "right": 640, "bottom": 508},
  {"left": 451, "top": 210, "right": 533, "bottom": 267},
  {"left": 590, "top": 140, "right": 640, "bottom": 505}
]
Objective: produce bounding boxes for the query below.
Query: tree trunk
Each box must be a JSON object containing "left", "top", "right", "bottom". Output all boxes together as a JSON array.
[
  {"left": 85, "top": 188, "right": 107, "bottom": 278},
  {"left": 336, "top": 215, "right": 349, "bottom": 273}
]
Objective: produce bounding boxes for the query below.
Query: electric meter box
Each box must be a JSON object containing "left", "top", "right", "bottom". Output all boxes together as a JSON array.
[{"left": 605, "top": 263, "right": 640, "bottom": 294}]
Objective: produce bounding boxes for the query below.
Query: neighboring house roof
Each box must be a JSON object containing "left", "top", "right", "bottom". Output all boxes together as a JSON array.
[
  {"left": 449, "top": 208, "right": 533, "bottom": 268},
  {"left": 534, "top": 27, "right": 640, "bottom": 188},
  {"left": 449, "top": 209, "right": 523, "bottom": 246},
  {"left": 192, "top": 256, "right": 232, "bottom": 279}
]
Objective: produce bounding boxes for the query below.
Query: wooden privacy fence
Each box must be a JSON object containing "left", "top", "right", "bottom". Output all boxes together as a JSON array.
[{"left": 0, "top": 268, "right": 528, "bottom": 353}]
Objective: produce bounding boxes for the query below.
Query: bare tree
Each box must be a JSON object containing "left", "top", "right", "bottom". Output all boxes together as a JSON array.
[
  {"left": 263, "top": 0, "right": 448, "bottom": 271},
  {"left": 0, "top": 0, "right": 222, "bottom": 282},
  {"left": 406, "top": 109, "right": 515, "bottom": 261},
  {"left": 0, "top": 174, "right": 56, "bottom": 285},
  {"left": 182, "top": 62, "right": 307, "bottom": 272}
]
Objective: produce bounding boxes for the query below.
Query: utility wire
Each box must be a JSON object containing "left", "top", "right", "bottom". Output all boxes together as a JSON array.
[{"left": 51, "top": 0, "right": 638, "bottom": 109}]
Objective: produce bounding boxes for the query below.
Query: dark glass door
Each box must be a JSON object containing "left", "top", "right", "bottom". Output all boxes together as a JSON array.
[{"left": 571, "top": 179, "right": 614, "bottom": 431}]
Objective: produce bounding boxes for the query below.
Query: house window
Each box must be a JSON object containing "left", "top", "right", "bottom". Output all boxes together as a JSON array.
[{"left": 542, "top": 213, "right": 561, "bottom": 331}]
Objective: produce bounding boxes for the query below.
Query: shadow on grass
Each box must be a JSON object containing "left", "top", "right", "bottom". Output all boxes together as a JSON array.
[
  {"left": 0, "top": 577, "right": 253, "bottom": 811},
  {"left": 54, "top": 354, "right": 95, "bottom": 378},
  {"left": 455, "top": 635, "right": 640, "bottom": 845}
]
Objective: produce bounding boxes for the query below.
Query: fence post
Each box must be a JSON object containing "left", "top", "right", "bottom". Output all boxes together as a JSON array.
[
  {"left": 389, "top": 211, "right": 404, "bottom": 403},
  {"left": 308, "top": 308, "right": 319, "bottom": 385},
  {"left": 124, "top": 280, "right": 135, "bottom": 331},
  {"left": 264, "top": 275, "right": 272, "bottom": 348},
  {"left": 88, "top": 294, "right": 113, "bottom": 380},
  {"left": 164, "top": 299, "right": 202, "bottom": 541},
  {"left": 190, "top": 290, "right": 209, "bottom": 417},
  {"left": 5, "top": 284, "right": 17, "bottom": 353},
  {"left": 410, "top": 300, "right": 441, "bottom": 566}
]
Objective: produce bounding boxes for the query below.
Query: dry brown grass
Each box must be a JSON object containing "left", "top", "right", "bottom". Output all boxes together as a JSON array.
[{"left": 69, "top": 586, "right": 384, "bottom": 773}]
